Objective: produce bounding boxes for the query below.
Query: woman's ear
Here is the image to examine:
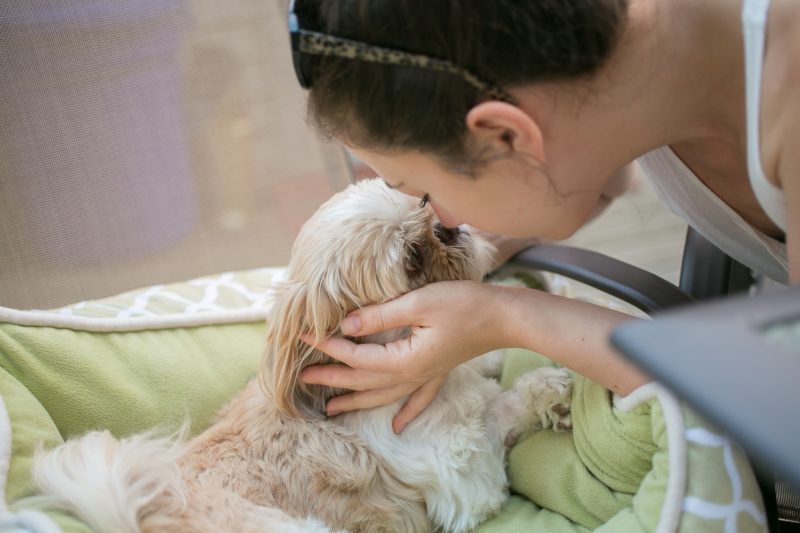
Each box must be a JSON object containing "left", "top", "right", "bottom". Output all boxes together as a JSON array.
[{"left": 466, "top": 101, "right": 545, "bottom": 164}]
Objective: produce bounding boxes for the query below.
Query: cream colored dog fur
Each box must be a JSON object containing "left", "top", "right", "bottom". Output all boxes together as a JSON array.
[{"left": 32, "top": 178, "right": 572, "bottom": 532}]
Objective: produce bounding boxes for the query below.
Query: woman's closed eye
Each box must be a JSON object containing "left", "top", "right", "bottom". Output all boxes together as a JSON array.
[{"left": 381, "top": 179, "right": 431, "bottom": 207}]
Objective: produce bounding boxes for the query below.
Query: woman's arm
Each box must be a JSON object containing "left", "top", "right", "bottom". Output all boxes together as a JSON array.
[
  {"left": 498, "top": 285, "right": 650, "bottom": 395},
  {"left": 301, "top": 280, "right": 650, "bottom": 432}
]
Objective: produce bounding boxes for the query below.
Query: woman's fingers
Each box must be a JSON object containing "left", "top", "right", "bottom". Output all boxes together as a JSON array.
[
  {"left": 295, "top": 283, "right": 491, "bottom": 420},
  {"left": 392, "top": 376, "right": 446, "bottom": 433},
  {"left": 300, "top": 363, "right": 401, "bottom": 391},
  {"left": 301, "top": 333, "right": 411, "bottom": 373},
  {"left": 339, "top": 292, "right": 418, "bottom": 336},
  {"left": 325, "top": 383, "right": 416, "bottom": 416}
]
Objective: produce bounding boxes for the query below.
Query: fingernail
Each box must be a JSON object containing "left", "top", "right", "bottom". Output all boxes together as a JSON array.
[
  {"left": 325, "top": 400, "right": 339, "bottom": 417},
  {"left": 340, "top": 315, "right": 361, "bottom": 335},
  {"left": 392, "top": 419, "right": 405, "bottom": 434}
]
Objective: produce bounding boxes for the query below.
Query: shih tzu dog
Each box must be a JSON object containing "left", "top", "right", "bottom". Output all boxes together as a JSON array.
[{"left": 32, "top": 178, "right": 573, "bottom": 533}]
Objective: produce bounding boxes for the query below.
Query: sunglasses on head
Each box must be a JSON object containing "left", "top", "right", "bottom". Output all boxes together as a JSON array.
[{"left": 287, "top": 0, "right": 515, "bottom": 103}]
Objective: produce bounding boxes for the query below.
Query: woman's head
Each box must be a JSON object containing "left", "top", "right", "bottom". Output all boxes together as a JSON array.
[
  {"left": 294, "top": 0, "right": 631, "bottom": 239},
  {"left": 300, "top": 0, "right": 628, "bottom": 166}
]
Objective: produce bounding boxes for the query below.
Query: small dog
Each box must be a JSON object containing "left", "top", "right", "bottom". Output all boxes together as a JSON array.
[{"left": 33, "top": 178, "right": 573, "bottom": 532}]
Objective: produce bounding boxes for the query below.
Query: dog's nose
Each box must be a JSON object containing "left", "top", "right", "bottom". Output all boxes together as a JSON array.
[{"left": 433, "top": 222, "right": 460, "bottom": 245}]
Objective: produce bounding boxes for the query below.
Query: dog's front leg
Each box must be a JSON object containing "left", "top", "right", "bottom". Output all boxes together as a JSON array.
[
  {"left": 465, "top": 349, "right": 506, "bottom": 379},
  {"left": 484, "top": 367, "right": 573, "bottom": 449}
]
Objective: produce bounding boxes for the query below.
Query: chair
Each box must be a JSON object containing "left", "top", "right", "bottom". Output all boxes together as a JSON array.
[{"left": 505, "top": 226, "right": 798, "bottom": 532}]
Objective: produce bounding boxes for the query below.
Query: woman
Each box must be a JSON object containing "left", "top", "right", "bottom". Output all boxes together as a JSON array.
[{"left": 291, "top": 0, "right": 798, "bottom": 433}]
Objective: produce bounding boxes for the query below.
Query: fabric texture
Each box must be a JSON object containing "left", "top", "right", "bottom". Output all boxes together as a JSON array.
[
  {"left": 476, "top": 350, "right": 767, "bottom": 533},
  {"left": 742, "top": 0, "right": 787, "bottom": 231},
  {"left": 0, "top": 269, "right": 282, "bottom": 531},
  {"left": 638, "top": 148, "right": 788, "bottom": 284}
]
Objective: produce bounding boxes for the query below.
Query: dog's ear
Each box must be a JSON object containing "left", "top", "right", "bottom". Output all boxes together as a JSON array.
[{"left": 259, "top": 279, "right": 347, "bottom": 418}]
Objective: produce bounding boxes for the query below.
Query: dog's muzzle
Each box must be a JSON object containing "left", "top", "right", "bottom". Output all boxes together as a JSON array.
[{"left": 434, "top": 223, "right": 461, "bottom": 246}]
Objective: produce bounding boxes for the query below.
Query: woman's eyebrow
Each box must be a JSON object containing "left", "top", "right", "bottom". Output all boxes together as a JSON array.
[{"left": 382, "top": 179, "right": 404, "bottom": 190}]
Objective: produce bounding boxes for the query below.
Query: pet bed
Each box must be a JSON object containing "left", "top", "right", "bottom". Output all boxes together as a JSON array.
[{"left": 0, "top": 267, "right": 767, "bottom": 532}]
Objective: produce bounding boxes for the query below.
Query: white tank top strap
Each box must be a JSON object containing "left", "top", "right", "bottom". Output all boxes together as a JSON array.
[{"left": 742, "top": 0, "right": 788, "bottom": 230}]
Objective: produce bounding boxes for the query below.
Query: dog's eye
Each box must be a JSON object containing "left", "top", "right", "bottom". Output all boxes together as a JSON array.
[{"left": 418, "top": 194, "right": 430, "bottom": 208}]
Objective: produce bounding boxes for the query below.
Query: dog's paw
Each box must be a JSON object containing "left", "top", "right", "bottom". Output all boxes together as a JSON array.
[
  {"left": 513, "top": 367, "right": 573, "bottom": 432},
  {"left": 551, "top": 402, "right": 573, "bottom": 432}
]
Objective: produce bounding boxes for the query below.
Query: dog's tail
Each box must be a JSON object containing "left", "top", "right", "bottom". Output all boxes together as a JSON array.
[{"left": 32, "top": 429, "right": 187, "bottom": 533}]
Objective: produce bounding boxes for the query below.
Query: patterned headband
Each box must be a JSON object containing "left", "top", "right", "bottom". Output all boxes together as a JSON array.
[{"left": 294, "top": 29, "right": 517, "bottom": 104}]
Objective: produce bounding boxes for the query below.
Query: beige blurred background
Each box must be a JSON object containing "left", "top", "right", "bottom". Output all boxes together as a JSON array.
[
  {"left": 0, "top": 0, "right": 686, "bottom": 310},
  {"left": 0, "top": 0, "right": 352, "bottom": 309}
]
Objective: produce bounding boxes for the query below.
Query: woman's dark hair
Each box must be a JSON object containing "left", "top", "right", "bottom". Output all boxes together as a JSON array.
[{"left": 304, "top": 0, "right": 628, "bottom": 167}]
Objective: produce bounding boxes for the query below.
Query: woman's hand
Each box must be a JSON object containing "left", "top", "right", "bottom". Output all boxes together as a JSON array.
[
  {"left": 301, "top": 276, "right": 650, "bottom": 433},
  {"left": 300, "top": 280, "right": 510, "bottom": 433}
]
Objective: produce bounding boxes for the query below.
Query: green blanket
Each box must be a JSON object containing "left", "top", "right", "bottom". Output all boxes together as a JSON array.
[
  {"left": 0, "top": 268, "right": 768, "bottom": 532},
  {"left": 478, "top": 350, "right": 767, "bottom": 533}
]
